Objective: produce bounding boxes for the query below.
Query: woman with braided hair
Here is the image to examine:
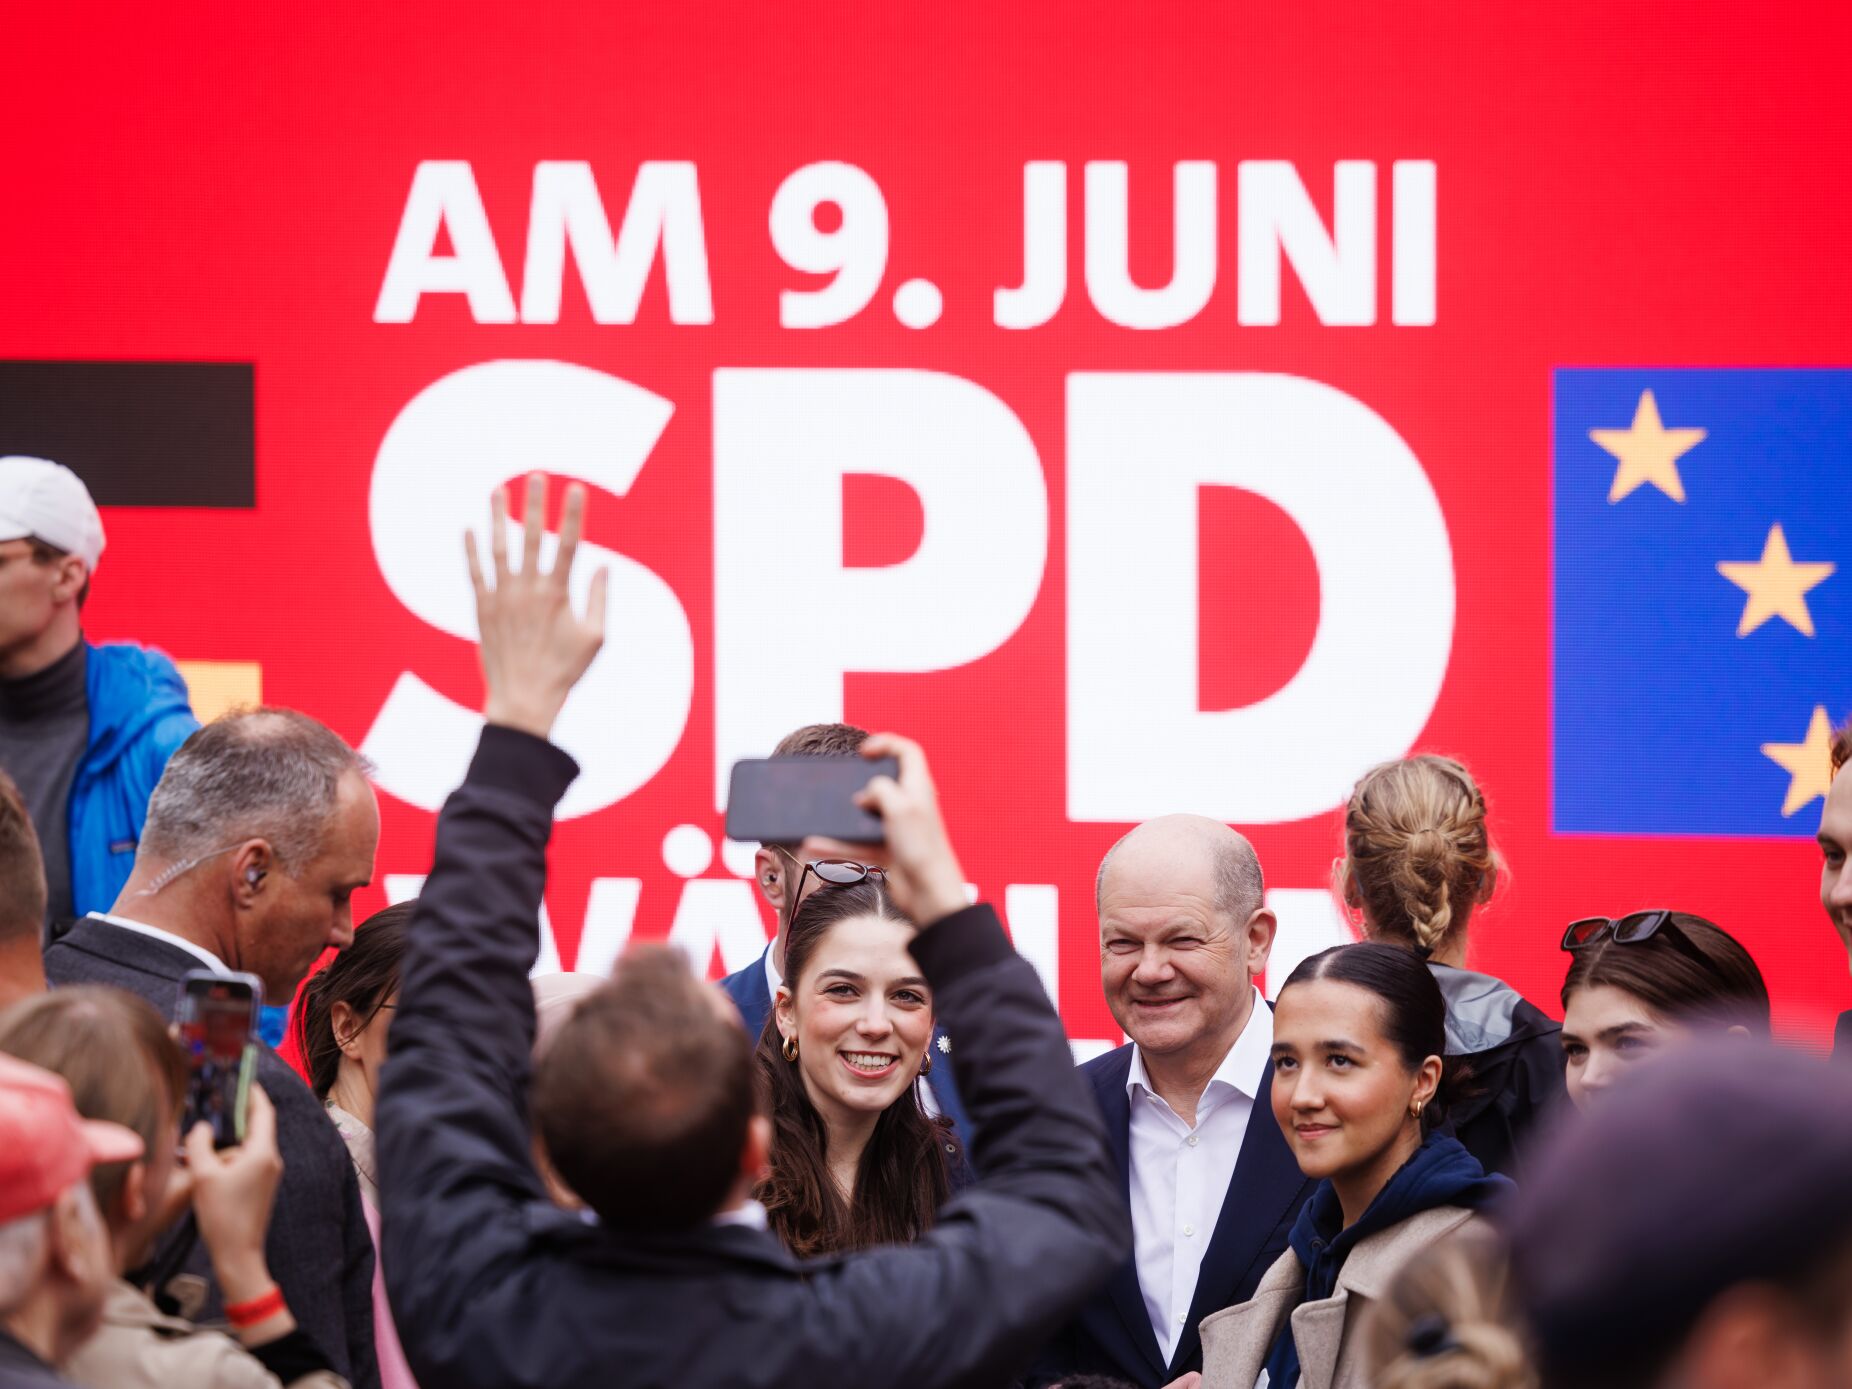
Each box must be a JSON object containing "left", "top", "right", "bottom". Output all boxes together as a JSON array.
[{"left": 1336, "top": 756, "right": 1564, "bottom": 1177}]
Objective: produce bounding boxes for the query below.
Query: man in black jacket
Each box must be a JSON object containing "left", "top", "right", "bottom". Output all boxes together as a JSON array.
[{"left": 376, "top": 474, "right": 1129, "bottom": 1389}]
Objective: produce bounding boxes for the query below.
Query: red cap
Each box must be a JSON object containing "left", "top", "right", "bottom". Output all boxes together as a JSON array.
[{"left": 0, "top": 1053, "right": 143, "bottom": 1224}]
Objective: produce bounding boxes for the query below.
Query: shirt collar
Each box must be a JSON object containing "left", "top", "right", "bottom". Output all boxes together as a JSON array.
[
  {"left": 1126, "top": 985, "right": 1274, "bottom": 1103},
  {"left": 712, "top": 1198, "right": 770, "bottom": 1232},
  {"left": 88, "top": 912, "right": 232, "bottom": 976},
  {"left": 763, "top": 942, "right": 783, "bottom": 998}
]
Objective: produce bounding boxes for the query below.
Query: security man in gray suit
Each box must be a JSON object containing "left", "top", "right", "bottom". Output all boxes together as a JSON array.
[{"left": 45, "top": 709, "right": 381, "bottom": 1389}]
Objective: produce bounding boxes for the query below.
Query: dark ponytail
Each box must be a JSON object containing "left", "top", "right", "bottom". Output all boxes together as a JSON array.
[
  {"left": 1279, "top": 941, "right": 1471, "bottom": 1130},
  {"left": 293, "top": 901, "right": 412, "bottom": 1100}
]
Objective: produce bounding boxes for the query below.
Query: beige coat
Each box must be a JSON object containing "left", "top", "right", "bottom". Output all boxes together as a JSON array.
[
  {"left": 63, "top": 1279, "right": 350, "bottom": 1389},
  {"left": 1198, "top": 1206, "right": 1486, "bottom": 1389}
]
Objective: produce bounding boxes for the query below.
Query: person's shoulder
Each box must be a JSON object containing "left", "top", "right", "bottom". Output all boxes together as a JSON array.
[
  {"left": 84, "top": 642, "right": 200, "bottom": 752},
  {"left": 1344, "top": 1206, "right": 1484, "bottom": 1297},
  {"left": 43, "top": 920, "right": 178, "bottom": 1000},
  {"left": 86, "top": 640, "right": 183, "bottom": 695},
  {"left": 66, "top": 1304, "right": 269, "bottom": 1389},
  {"left": 715, "top": 948, "right": 771, "bottom": 1027},
  {"left": 716, "top": 951, "right": 764, "bottom": 997},
  {"left": 1078, "top": 1042, "right": 1135, "bottom": 1102},
  {"left": 255, "top": 1049, "right": 354, "bottom": 1164}
]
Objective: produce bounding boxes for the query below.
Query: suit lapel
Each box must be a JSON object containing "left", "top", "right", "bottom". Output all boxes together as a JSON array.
[
  {"left": 1173, "top": 1063, "right": 1312, "bottom": 1375},
  {"left": 1197, "top": 1271, "right": 1298, "bottom": 1389},
  {"left": 923, "top": 1025, "right": 970, "bottom": 1141},
  {"left": 1091, "top": 1051, "right": 1168, "bottom": 1385}
]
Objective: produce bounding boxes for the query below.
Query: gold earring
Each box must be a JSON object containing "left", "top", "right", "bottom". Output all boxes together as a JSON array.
[
  {"left": 1410, "top": 1101, "right": 1424, "bottom": 1119},
  {"left": 782, "top": 1035, "right": 799, "bottom": 1063}
]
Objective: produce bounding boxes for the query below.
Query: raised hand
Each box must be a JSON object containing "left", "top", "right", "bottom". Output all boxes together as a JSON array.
[
  {"left": 849, "top": 734, "right": 969, "bottom": 928},
  {"left": 186, "top": 1082, "right": 285, "bottom": 1308},
  {"left": 465, "top": 473, "right": 609, "bottom": 741}
]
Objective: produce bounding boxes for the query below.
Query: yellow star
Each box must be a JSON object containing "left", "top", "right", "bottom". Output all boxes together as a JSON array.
[
  {"left": 1717, "top": 524, "right": 1835, "bottom": 637},
  {"left": 1590, "top": 389, "right": 1706, "bottom": 503},
  {"left": 1763, "top": 705, "right": 1837, "bottom": 817}
]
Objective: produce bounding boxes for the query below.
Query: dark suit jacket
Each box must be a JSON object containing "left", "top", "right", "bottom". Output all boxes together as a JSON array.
[
  {"left": 720, "top": 945, "right": 974, "bottom": 1152},
  {"left": 376, "top": 726, "right": 1128, "bottom": 1389},
  {"left": 44, "top": 917, "right": 379, "bottom": 1389},
  {"left": 1029, "top": 1040, "right": 1315, "bottom": 1389}
]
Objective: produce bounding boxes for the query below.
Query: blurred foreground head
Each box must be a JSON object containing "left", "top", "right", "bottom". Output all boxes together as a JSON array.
[
  {"left": 1365, "top": 1225, "right": 1536, "bottom": 1389},
  {"left": 533, "top": 944, "right": 761, "bottom": 1232},
  {"left": 1508, "top": 1042, "right": 1852, "bottom": 1389}
]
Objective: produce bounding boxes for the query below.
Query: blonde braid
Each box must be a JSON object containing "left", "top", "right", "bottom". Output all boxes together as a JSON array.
[{"left": 1341, "top": 756, "right": 1498, "bottom": 957}]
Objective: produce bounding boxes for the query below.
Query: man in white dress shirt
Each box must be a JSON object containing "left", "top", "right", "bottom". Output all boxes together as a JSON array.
[{"left": 1029, "top": 815, "right": 1315, "bottom": 1389}]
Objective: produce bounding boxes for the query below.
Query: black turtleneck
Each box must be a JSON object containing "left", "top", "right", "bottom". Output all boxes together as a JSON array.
[{"left": 0, "top": 639, "right": 88, "bottom": 931}]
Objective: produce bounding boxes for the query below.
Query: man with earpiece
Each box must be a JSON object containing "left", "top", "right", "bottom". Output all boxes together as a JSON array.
[{"left": 45, "top": 708, "right": 383, "bottom": 1389}]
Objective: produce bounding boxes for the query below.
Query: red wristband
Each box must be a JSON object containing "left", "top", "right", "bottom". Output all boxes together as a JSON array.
[{"left": 224, "top": 1285, "right": 286, "bottom": 1328}]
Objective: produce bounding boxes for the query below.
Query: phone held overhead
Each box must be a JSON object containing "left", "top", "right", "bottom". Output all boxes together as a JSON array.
[{"left": 725, "top": 755, "right": 898, "bottom": 845}]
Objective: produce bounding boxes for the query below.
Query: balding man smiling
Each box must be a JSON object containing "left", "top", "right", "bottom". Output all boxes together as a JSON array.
[{"left": 1030, "top": 816, "right": 1314, "bottom": 1389}]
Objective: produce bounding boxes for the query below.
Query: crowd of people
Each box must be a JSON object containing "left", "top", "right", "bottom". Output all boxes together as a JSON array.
[{"left": 0, "top": 457, "right": 1849, "bottom": 1389}]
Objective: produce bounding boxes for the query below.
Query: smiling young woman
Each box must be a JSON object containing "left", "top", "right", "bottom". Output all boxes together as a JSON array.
[
  {"left": 1196, "top": 943, "right": 1512, "bottom": 1389},
  {"left": 756, "top": 874, "right": 963, "bottom": 1258}
]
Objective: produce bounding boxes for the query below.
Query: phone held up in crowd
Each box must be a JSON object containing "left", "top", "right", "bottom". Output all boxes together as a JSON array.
[
  {"left": 177, "top": 969, "right": 263, "bottom": 1148},
  {"left": 725, "top": 755, "right": 898, "bottom": 845}
]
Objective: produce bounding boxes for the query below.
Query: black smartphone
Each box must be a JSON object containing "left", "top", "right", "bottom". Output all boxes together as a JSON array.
[
  {"left": 177, "top": 970, "right": 262, "bottom": 1149},
  {"left": 724, "top": 755, "right": 899, "bottom": 845}
]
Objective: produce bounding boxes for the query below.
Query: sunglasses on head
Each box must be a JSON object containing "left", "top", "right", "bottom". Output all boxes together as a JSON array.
[
  {"left": 790, "top": 858, "right": 886, "bottom": 904},
  {"left": 1559, "top": 909, "right": 1722, "bottom": 961},
  {"left": 1562, "top": 910, "right": 1674, "bottom": 951}
]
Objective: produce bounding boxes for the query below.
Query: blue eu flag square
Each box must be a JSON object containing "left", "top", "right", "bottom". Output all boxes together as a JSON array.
[{"left": 1554, "top": 369, "right": 1851, "bottom": 836}]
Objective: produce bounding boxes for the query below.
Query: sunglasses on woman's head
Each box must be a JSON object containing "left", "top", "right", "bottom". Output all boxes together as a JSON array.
[
  {"left": 1560, "top": 909, "right": 1676, "bottom": 952},
  {"left": 791, "top": 858, "right": 886, "bottom": 903}
]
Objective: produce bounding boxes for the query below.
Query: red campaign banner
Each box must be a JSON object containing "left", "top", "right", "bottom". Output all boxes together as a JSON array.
[{"left": 5, "top": 4, "right": 1850, "bottom": 1046}]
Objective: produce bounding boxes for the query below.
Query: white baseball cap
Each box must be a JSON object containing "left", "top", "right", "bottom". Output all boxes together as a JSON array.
[{"left": 0, "top": 457, "right": 105, "bottom": 573}]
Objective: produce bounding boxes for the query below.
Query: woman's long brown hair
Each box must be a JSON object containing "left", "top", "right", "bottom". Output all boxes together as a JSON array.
[{"left": 753, "top": 877, "right": 957, "bottom": 1257}]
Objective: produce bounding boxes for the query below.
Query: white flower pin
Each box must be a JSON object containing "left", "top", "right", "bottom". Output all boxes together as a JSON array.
[{"left": 936, "top": 1035, "right": 952, "bottom": 1055}]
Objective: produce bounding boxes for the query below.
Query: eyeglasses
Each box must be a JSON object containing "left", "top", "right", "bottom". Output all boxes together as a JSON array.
[{"left": 791, "top": 859, "right": 886, "bottom": 907}]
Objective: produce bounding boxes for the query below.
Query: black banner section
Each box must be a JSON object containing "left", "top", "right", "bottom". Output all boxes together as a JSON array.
[{"left": 0, "top": 361, "right": 254, "bottom": 508}]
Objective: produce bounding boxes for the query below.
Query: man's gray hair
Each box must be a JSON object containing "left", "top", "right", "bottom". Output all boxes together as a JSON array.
[
  {"left": 140, "top": 708, "right": 373, "bottom": 873},
  {"left": 1095, "top": 822, "right": 1266, "bottom": 921}
]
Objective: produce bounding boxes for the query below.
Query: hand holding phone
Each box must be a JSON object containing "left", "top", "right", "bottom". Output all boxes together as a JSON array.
[
  {"left": 725, "top": 755, "right": 900, "bottom": 846},
  {"left": 847, "top": 735, "right": 969, "bottom": 927},
  {"left": 185, "top": 1084, "right": 291, "bottom": 1331},
  {"left": 177, "top": 971, "right": 262, "bottom": 1149}
]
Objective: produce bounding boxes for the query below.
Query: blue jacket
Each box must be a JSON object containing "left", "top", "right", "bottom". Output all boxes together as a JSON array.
[
  {"left": 1028, "top": 1039, "right": 1315, "bottom": 1388},
  {"left": 68, "top": 642, "right": 198, "bottom": 917},
  {"left": 720, "top": 945, "right": 974, "bottom": 1161}
]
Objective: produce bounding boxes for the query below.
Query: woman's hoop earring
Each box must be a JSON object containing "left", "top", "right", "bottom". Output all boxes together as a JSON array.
[
  {"left": 919, "top": 1052, "right": 933, "bottom": 1077},
  {"left": 1410, "top": 1100, "right": 1425, "bottom": 1119},
  {"left": 782, "top": 1035, "right": 799, "bottom": 1063}
]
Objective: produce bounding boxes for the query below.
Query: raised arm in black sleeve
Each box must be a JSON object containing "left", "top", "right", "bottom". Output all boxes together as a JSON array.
[{"left": 377, "top": 723, "right": 1127, "bottom": 1389}]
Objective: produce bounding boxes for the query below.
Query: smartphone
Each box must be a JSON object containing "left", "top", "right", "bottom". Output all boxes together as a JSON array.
[
  {"left": 724, "top": 756, "right": 899, "bottom": 845},
  {"left": 176, "top": 970, "right": 263, "bottom": 1149}
]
